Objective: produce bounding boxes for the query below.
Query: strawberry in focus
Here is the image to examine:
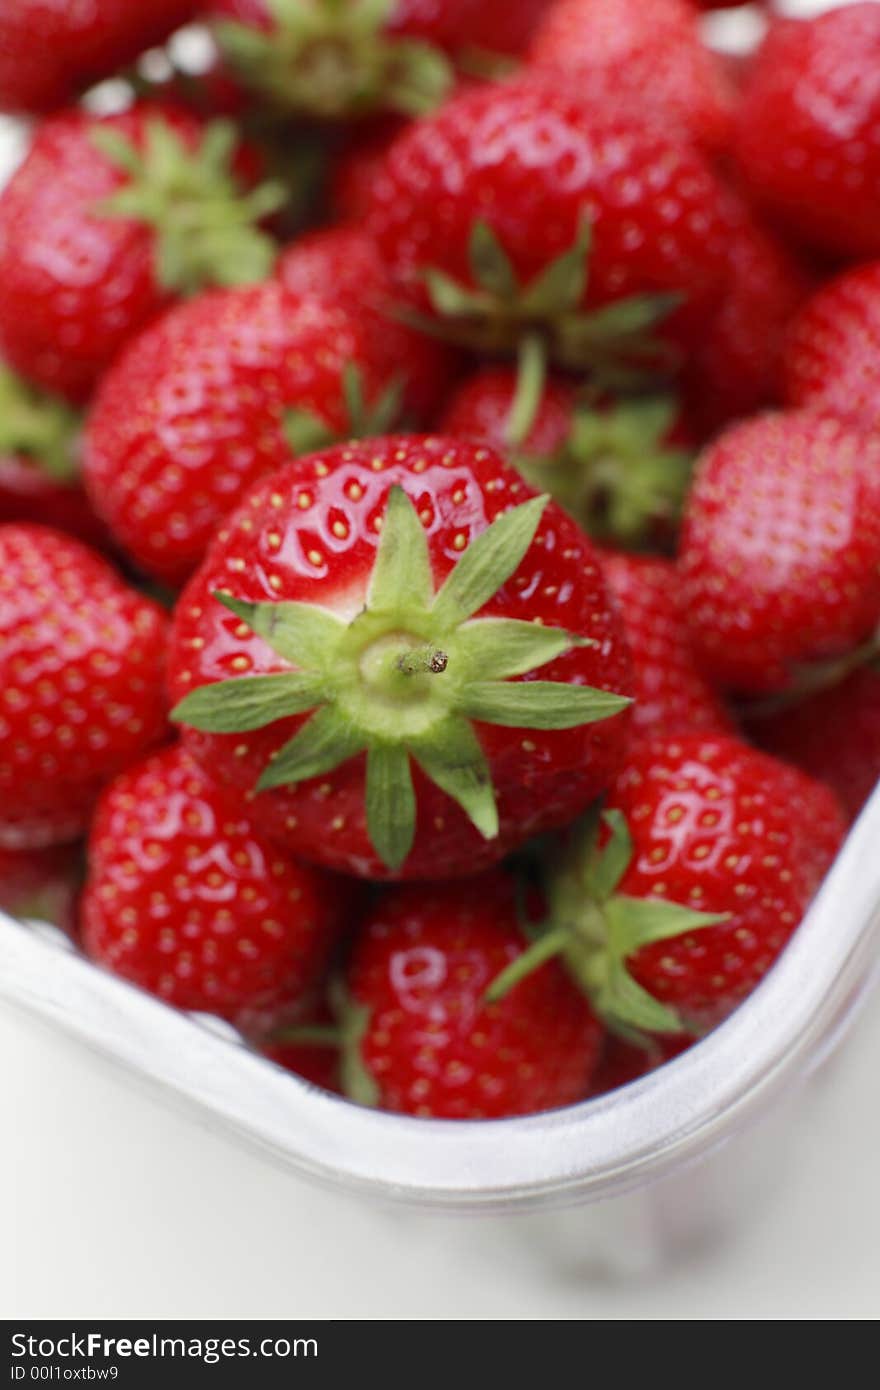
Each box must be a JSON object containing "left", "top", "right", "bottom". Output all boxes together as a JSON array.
[
  {"left": 83, "top": 280, "right": 424, "bottom": 586},
  {"left": 169, "top": 435, "right": 633, "bottom": 880},
  {"left": 339, "top": 872, "right": 604, "bottom": 1118},
  {"left": 678, "top": 412, "right": 880, "bottom": 693},
  {"left": 0, "top": 102, "right": 282, "bottom": 402},
  {"left": 80, "top": 745, "right": 343, "bottom": 1029},
  {"left": 489, "top": 734, "right": 845, "bottom": 1035},
  {"left": 0, "top": 525, "right": 169, "bottom": 850}
]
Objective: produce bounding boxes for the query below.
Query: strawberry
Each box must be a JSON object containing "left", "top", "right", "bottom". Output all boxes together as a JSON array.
[
  {"left": 83, "top": 281, "right": 419, "bottom": 586},
  {"left": 337, "top": 872, "right": 604, "bottom": 1118},
  {"left": 328, "top": 116, "right": 409, "bottom": 223},
  {"left": 527, "top": 0, "right": 734, "bottom": 150},
  {"left": 590, "top": 1031, "right": 691, "bottom": 1098},
  {"left": 263, "top": 996, "right": 343, "bottom": 1093},
  {"left": 489, "top": 734, "right": 845, "bottom": 1034},
  {"left": 0, "top": 363, "right": 108, "bottom": 551},
  {"left": 678, "top": 412, "right": 880, "bottom": 694},
  {"left": 682, "top": 209, "right": 810, "bottom": 435},
  {"left": 0, "top": 842, "right": 82, "bottom": 934},
  {"left": 748, "top": 667, "right": 880, "bottom": 825},
  {"left": 782, "top": 263, "right": 880, "bottom": 438},
  {"left": 0, "top": 0, "right": 198, "bottom": 114},
  {"left": 168, "top": 435, "right": 633, "bottom": 880},
  {"left": 80, "top": 745, "right": 342, "bottom": 1029},
  {"left": 734, "top": 6, "right": 880, "bottom": 259},
  {"left": 276, "top": 226, "right": 456, "bottom": 422},
  {"left": 0, "top": 525, "right": 169, "bottom": 850},
  {"left": 0, "top": 102, "right": 283, "bottom": 402},
  {"left": 365, "top": 76, "right": 735, "bottom": 378},
  {"left": 439, "top": 366, "right": 695, "bottom": 546},
  {"left": 600, "top": 552, "right": 735, "bottom": 741}
]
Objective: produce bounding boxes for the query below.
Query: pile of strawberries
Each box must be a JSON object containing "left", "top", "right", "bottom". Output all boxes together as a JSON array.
[{"left": 1, "top": 0, "right": 878, "bottom": 1121}]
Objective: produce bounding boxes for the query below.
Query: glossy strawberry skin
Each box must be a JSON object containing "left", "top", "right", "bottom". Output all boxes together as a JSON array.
[
  {"left": 601, "top": 552, "right": 735, "bottom": 741},
  {"left": 168, "top": 435, "right": 633, "bottom": 880},
  {"left": 439, "top": 368, "right": 576, "bottom": 458},
  {"left": 83, "top": 282, "right": 410, "bottom": 587},
  {"left": 0, "top": 103, "right": 252, "bottom": 404},
  {"left": 607, "top": 734, "right": 845, "bottom": 1020},
  {"left": 276, "top": 227, "right": 457, "bottom": 422},
  {"left": 0, "top": 525, "right": 169, "bottom": 850},
  {"left": 0, "top": 0, "right": 197, "bottom": 114},
  {"left": 528, "top": 0, "right": 734, "bottom": 150},
  {"left": 679, "top": 412, "right": 880, "bottom": 693},
  {"left": 749, "top": 667, "right": 880, "bottom": 826},
  {"left": 347, "top": 873, "right": 604, "bottom": 1119},
  {"left": 81, "top": 745, "right": 342, "bottom": 1029},
  {"left": 734, "top": 6, "right": 880, "bottom": 259},
  {"left": 366, "top": 77, "right": 734, "bottom": 349},
  {"left": 782, "top": 263, "right": 880, "bottom": 438}
]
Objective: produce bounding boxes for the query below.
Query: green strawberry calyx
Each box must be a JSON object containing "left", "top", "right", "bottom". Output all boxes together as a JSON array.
[
  {"left": 486, "top": 809, "right": 728, "bottom": 1038},
  {"left": 283, "top": 363, "right": 406, "bottom": 455},
  {"left": 0, "top": 366, "right": 81, "bottom": 482},
  {"left": 506, "top": 385, "right": 694, "bottom": 546},
  {"left": 215, "top": 0, "right": 453, "bottom": 120},
  {"left": 92, "top": 116, "right": 286, "bottom": 295},
  {"left": 171, "top": 487, "right": 631, "bottom": 872},
  {"left": 414, "top": 220, "right": 683, "bottom": 384}
]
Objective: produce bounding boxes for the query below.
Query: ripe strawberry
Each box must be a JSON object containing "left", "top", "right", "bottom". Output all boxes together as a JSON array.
[
  {"left": 682, "top": 210, "right": 809, "bottom": 435},
  {"left": 328, "top": 116, "right": 409, "bottom": 224},
  {"left": 782, "top": 263, "right": 880, "bottom": 438},
  {"left": 489, "top": 735, "right": 845, "bottom": 1034},
  {"left": 0, "top": 102, "right": 282, "bottom": 402},
  {"left": 528, "top": 0, "right": 734, "bottom": 150},
  {"left": 168, "top": 435, "right": 633, "bottom": 880},
  {"left": 439, "top": 367, "right": 694, "bottom": 545},
  {"left": 0, "top": 0, "right": 198, "bottom": 114},
  {"left": 365, "top": 77, "right": 735, "bottom": 375},
  {"left": 601, "top": 552, "right": 735, "bottom": 741},
  {"left": 590, "top": 1032, "right": 691, "bottom": 1098},
  {"left": 0, "top": 842, "right": 82, "bottom": 934},
  {"left": 263, "top": 997, "right": 342, "bottom": 1093},
  {"left": 734, "top": 6, "right": 880, "bottom": 259},
  {"left": 339, "top": 872, "right": 603, "bottom": 1118},
  {"left": 0, "top": 525, "right": 169, "bottom": 850},
  {"left": 748, "top": 667, "right": 880, "bottom": 825},
  {"left": 678, "top": 412, "right": 880, "bottom": 693},
  {"left": 81, "top": 745, "right": 341, "bottom": 1029},
  {"left": 276, "top": 226, "right": 457, "bottom": 421},
  {"left": 83, "top": 281, "right": 417, "bottom": 586},
  {"left": 0, "top": 363, "right": 108, "bottom": 551}
]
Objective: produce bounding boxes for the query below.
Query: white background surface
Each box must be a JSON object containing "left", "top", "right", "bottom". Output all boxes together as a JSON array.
[{"left": 4, "top": 0, "right": 880, "bottom": 1322}]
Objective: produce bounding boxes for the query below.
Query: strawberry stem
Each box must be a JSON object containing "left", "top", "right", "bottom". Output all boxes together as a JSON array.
[
  {"left": 485, "top": 925, "right": 571, "bottom": 1003},
  {"left": 504, "top": 332, "right": 548, "bottom": 451}
]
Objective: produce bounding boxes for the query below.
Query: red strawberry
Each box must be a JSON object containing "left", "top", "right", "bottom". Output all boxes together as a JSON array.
[
  {"left": 490, "top": 734, "right": 844, "bottom": 1034},
  {"left": 678, "top": 412, "right": 880, "bottom": 694},
  {"left": 81, "top": 745, "right": 342, "bottom": 1029},
  {"left": 328, "top": 116, "right": 410, "bottom": 224},
  {"left": 0, "top": 525, "right": 169, "bottom": 850},
  {"left": 365, "top": 77, "right": 735, "bottom": 375},
  {"left": 276, "top": 226, "right": 457, "bottom": 422},
  {"left": 601, "top": 552, "right": 735, "bottom": 741},
  {"left": 748, "top": 666, "right": 880, "bottom": 825},
  {"left": 263, "top": 996, "right": 343, "bottom": 1094},
  {"left": 83, "top": 282, "right": 418, "bottom": 586},
  {"left": 590, "top": 1031, "right": 691, "bottom": 1097},
  {"left": 0, "top": 842, "right": 82, "bottom": 934},
  {"left": 0, "top": 363, "right": 108, "bottom": 551},
  {"left": 168, "top": 435, "right": 633, "bottom": 880},
  {"left": 0, "top": 102, "right": 282, "bottom": 402},
  {"left": 528, "top": 0, "right": 734, "bottom": 150},
  {"left": 340, "top": 872, "right": 603, "bottom": 1119},
  {"left": 782, "top": 263, "right": 880, "bottom": 438},
  {"left": 734, "top": 6, "right": 880, "bottom": 259},
  {"left": 682, "top": 209, "right": 810, "bottom": 435},
  {"left": 439, "top": 366, "right": 695, "bottom": 545},
  {"left": 0, "top": 0, "right": 198, "bottom": 114}
]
